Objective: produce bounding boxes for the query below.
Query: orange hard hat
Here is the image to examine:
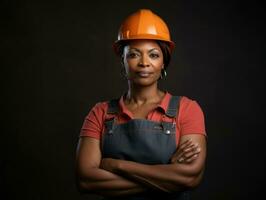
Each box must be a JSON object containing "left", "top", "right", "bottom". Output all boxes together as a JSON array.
[{"left": 113, "top": 9, "right": 175, "bottom": 55}]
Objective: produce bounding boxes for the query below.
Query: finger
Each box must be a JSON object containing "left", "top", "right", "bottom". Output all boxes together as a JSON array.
[
  {"left": 172, "top": 140, "right": 199, "bottom": 163},
  {"left": 183, "top": 150, "right": 200, "bottom": 162},
  {"left": 179, "top": 140, "right": 199, "bottom": 155},
  {"left": 171, "top": 147, "right": 190, "bottom": 163},
  {"left": 171, "top": 151, "right": 182, "bottom": 163},
  {"left": 183, "top": 143, "right": 199, "bottom": 153},
  {"left": 175, "top": 141, "right": 194, "bottom": 157},
  {"left": 171, "top": 157, "right": 178, "bottom": 163},
  {"left": 180, "top": 146, "right": 201, "bottom": 164},
  {"left": 179, "top": 139, "right": 193, "bottom": 150},
  {"left": 171, "top": 148, "right": 189, "bottom": 163},
  {"left": 184, "top": 147, "right": 201, "bottom": 159},
  {"left": 176, "top": 143, "right": 199, "bottom": 162},
  {"left": 179, "top": 153, "right": 199, "bottom": 164},
  {"left": 183, "top": 143, "right": 200, "bottom": 154},
  {"left": 184, "top": 154, "right": 199, "bottom": 163},
  {"left": 171, "top": 140, "right": 193, "bottom": 163}
]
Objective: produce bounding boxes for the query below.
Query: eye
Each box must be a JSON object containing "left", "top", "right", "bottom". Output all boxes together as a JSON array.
[
  {"left": 127, "top": 52, "right": 139, "bottom": 59},
  {"left": 149, "top": 53, "right": 160, "bottom": 59}
]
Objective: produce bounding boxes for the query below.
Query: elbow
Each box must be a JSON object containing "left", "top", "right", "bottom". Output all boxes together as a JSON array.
[
  {"left": 76, "top": 178, "right": 95, "bottom": 194},
  {"left": 75, "top": 168, "right": 98, "bottom": 194},
  {"left": 185, "top": 163, "right": 205, "bottom": 189},
  {"left": 185, "top": 171, "right": 204, "bottom": 189},
  {"left": 166, "top": 174, "right": 202, "bottom": 192},
  {"left": 185, "top": 176, "right": 201, "bottom": 189},
  {"left": 76, "top": 179, "right": 88, "bottom": 194}
]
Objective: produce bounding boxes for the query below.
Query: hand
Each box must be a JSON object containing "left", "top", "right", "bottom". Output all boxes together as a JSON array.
[{"left": 170, "top": 139, "right": 201, "bottom": 164}]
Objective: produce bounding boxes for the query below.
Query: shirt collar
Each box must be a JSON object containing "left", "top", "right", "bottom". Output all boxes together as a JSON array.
[{"left": 157, "top": 91, "right": 172, "bottom": 113}]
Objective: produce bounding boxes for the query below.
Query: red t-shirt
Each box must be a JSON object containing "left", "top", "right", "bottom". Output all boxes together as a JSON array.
[{"left": 80, "top": 92, "right": 206, "bottom": 145}]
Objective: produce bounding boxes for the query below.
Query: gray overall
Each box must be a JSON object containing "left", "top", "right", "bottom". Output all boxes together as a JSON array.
[{"left": 101, "top": 96, "right": 190, "bottom": 200}]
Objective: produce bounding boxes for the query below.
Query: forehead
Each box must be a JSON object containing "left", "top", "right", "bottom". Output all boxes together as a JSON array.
[{"left": 125, "top": 39, "right": 161, "bottom": 51}]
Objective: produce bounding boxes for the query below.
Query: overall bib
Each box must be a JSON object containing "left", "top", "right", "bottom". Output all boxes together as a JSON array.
[{"left": 101, "top": 96, "right": 190, "bottom": 200}]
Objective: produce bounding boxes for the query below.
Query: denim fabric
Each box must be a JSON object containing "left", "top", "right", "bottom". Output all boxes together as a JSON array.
[{"left": 101, "top": 96, "right": 190, "bottom": 200}]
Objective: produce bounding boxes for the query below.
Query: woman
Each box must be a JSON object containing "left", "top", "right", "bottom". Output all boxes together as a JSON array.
[{"left": 76, "top": 9, "right": 207, "bottom": 200}]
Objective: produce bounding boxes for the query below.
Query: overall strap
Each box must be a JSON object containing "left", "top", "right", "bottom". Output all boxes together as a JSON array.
[
  {"left": 104, "top": 98, "right": 120, "bottom": 135},
  {"left": 165, "top": 96, "right": 181, "bottom": 118},
  {"left": 107, "top": 98, "right": 120, "bottom": 114}
]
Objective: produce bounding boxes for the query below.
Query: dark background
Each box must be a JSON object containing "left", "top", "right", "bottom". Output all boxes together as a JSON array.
[{"left": 1, "top": 0, "right": 265, "bottom": 199}]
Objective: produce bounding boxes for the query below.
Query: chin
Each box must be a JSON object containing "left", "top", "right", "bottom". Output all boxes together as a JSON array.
[{"left": 131, "top": 78, "right": 158, "bottom": 87}]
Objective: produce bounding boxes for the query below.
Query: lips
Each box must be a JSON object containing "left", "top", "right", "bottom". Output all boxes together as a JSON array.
[{"left": 137, "top": 71, "right": 153, "bottom": 78}]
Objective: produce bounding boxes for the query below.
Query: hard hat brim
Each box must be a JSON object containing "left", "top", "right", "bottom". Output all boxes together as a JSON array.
[{"left": 113, "top": 37, "right": 175, "bottom": 56}]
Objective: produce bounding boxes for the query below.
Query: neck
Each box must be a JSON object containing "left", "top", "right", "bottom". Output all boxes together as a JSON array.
[{"left": 125, "top": 81, "right": 163, "bottom": 105}]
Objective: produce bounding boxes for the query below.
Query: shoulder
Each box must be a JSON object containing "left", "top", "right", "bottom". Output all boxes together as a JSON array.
[
  {"left": 87, "top": 97, "right": 120, "bottom": 119},
  {"left": 177, "top": 96, "right": 206, "bottom": 135},
  {"left": 180, "top": 96, "right": 196, "bottom": 105},
  {"left": 84, "top": 101, "right": 109, "bottom": 123},
  {"left": 89, "top": 101, "right": 108, "bottom": 114},
  {"left": 179, "top": 96, "right": 204, "bottom": 113},
  {"left": 178, "top": 95, "right": 205, "bottom": 122}
]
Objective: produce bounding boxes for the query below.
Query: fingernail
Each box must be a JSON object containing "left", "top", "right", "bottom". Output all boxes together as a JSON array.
[{"left": 179, "top": 158, "right": 184, "bottom": 162}]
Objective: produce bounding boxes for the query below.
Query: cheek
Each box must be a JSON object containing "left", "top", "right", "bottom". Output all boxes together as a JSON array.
[
  {"left": 124, "top": 59, "right": 138, "bottom": 72},
  {"left": 153, "top": 60, "right": 164, "bottom": 70}
]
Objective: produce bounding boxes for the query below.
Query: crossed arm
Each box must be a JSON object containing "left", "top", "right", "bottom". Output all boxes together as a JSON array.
[{"left": 75, "top": 134, "right": 206, "bottom": 197}]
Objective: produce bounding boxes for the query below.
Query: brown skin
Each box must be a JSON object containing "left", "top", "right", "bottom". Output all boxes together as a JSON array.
[
  {"left": 100, "top": 134, "right": 206, "bottom": 193},
  {"left": 76, "top": 40, "right": 207, "bottom": 196},
  {"left": 76, "top": 137, "right": 147, "bottom": 196}
]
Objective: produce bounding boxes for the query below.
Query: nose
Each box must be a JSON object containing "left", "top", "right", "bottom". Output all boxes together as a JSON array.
[{"left": 138, "top": 54, "right": 150, "bottom": 67}]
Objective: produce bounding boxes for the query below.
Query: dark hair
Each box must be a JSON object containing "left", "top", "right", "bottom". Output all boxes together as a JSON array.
[
  {"left": 156, "top": 40, "right": 171, "bottom": 69},
  {"left": 117, "top": 40, "right": 172, "bottom": 69}
]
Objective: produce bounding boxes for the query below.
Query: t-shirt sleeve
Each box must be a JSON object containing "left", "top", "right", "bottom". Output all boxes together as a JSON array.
[
  {"left": 79, "top": 102, "right": 107, "bottom": 139},
  {"left": 179, "top": 97, "right": 206, "bottom": 136}
]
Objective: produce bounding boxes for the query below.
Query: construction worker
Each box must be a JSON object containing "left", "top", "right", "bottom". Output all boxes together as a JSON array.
[{"left": 76, "top": 9, "right": 207, "bottom": 200}]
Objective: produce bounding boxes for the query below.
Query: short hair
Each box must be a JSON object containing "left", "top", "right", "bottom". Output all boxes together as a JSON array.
[{"left": 117, "top": 40, "right": 172, "bottom": 69}]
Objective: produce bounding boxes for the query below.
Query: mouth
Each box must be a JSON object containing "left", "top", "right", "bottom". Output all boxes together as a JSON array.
[{"left": 136, "top": 71, "right": 153, "bottom": 78}]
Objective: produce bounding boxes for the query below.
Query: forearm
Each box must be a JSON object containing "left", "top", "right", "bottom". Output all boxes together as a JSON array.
[
  {"left": 76, "top": 137, "right": 148, "bottom": 196},
  {"left": 77, "top": 167, "right": 147, "bottom": 196},
  {"left": 103, "top": 159, "right": 203, "bottom": 193}
]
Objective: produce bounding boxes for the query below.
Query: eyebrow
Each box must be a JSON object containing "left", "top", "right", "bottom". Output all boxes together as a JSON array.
[{"left": 128, "top": 48, "right": 160, "bottom": 53}]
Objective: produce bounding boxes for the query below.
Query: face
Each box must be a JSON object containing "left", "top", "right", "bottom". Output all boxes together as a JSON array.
[{"left": 122, "top": 40, "right": 164, "bottom": 86}]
